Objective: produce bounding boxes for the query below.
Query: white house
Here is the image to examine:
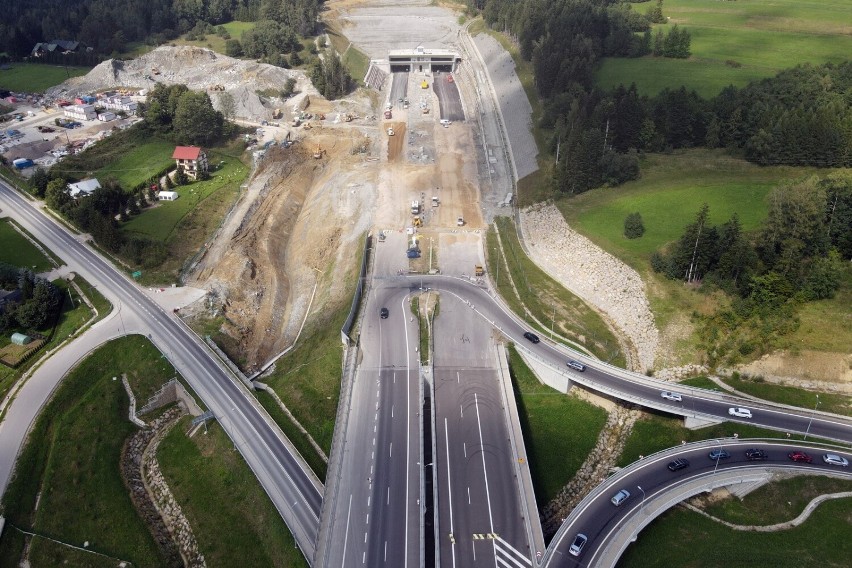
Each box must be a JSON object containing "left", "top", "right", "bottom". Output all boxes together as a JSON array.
[
  {"left": 102, "top": 96, "right": 138, "bottom": 115},
  {"left": 64, "top": 104, "right": 96, "bottom": 121},
  {"left": 158, "top": 191, "right": 179, "bottom": 201},
  {"left": 98, "top": 111, "right": 116, "bottom": 122},
  {"left": 67, "top": 178, "right": 101, "bottom": 198}
]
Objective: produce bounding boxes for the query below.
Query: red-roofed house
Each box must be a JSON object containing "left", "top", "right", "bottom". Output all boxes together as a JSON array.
[{"left": 171, "top": 146, "right": 209, "bottom": 180}]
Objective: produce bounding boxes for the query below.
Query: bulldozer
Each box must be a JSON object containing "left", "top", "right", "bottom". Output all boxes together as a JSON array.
[
  {"left": 412, "top": 215, "right": 422, "bottom": 228},
  {"left": 387, "top": 127, "right": 395, "bottom": 136},
  {"left": 421, "top": 79, "right": 428, "bottom": 89}
]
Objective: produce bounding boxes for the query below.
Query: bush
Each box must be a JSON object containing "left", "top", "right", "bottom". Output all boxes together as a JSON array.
[{"left": 624, "top": 212, "right": 645, "bottom": 239}]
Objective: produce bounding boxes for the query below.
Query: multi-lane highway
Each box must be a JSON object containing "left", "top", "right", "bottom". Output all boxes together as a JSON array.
[
  {"left": 0, "top": 181, "right": 323, "bottom": 559},
  {"left": 543, "top": 439, "right": 852, "bottom": 567}
]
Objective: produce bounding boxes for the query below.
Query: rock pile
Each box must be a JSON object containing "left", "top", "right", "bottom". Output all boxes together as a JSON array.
[
  {"left": 520, "top": 204, "right": 659, "bottom": 372},
  {"left": 540, "top": 405, "right": 639, "bottom": 538},
  {"left": 655, "top": 364, "right": 709, "bottom": 382}
]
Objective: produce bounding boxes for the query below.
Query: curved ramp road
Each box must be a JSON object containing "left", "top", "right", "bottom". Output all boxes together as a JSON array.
[{"left": 0, "top": 182, "right": 323, "bottom": 560}]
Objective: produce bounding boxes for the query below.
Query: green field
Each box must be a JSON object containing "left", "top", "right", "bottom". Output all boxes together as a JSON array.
[
  {"left": 721, "top": 374, "right": 851, "bottom": 417},
  {"left": 0, "top": 218, "right": 55, "bottom": 271},
  {"left": 94, "top": 138, "right": 175, "bottom": 189},
  {"left": 617, "top": 496, "right": 852, "bottom": 568},
  {"left": 158, "top": 418, "right": 309, "bottom": 568},
  {"left": 597, "top": 0, "right": 852, "bottom": 97},
  {"left": 0, "top": 63, "right": 90, "bottom": 93},
  {"left": 508, "top": 345, "right": 608, "bottom": 504},
  {"left": 174, "top": 21, "right": 257, "bottom": 55}
]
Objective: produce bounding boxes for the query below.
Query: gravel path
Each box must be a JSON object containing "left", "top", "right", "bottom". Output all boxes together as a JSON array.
[{"left": 519, "top": 204, "right": 659, "bottom": 371}]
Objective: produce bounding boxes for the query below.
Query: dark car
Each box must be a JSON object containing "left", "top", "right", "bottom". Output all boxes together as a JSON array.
[
  {"left": 788, "top": 451, "right": 813, "bottom": 463},
  {"left": 380, "top": 307, "right": 389, "bottom": 319},
  {"left": 667, "top": 458, "right": 690, "bottom": 472},
  {"left": 523, "top": 331, "right": 540, "bottom": 344},
  {"left": 745, "top": 448, "right": 768, "bottom": 461},
  {"left": 708, "top": 449, "right": 731, "bottom": 461}
]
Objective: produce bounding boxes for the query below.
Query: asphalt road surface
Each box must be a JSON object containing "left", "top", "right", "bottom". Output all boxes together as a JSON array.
[
  {"left": 433, "top": 74, "right": 465, "bottom": 122},
  {"left": 390, "top": 73, "right": 409, "bottom": 106},
  {"left": 544, "top": 440, "right": 852, "bottom": 567},
  {"left": 0, "top": 182, "right": 323, "bottom": 559},
  {"left": 433, "top": 293, "right": 531, "bottom": 568}
]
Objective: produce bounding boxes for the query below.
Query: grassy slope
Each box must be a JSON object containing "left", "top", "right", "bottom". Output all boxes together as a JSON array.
[
  {"left": 597, "top": 0, "right": 852, "bottom": 97},
  {"left": 617, "top": 497, "right": 852, "bottom": 568},
  {"left": 94, "top": 139, "right": 176, "bottom": 189},
  {"left": 0, "top": 218, "right": 54, "bottom": 271},
  {"left": 508, "top": 345, "right": 607, "bottom": 505},
  {"left": 0, "top": 63, "right": 90, "bottom": 93},
  {"left": 171, "top": 21, "right": 257, "bottom": 55},
  {"left": 720, "top": 375, "right": 851, "bottom": 417},
  {"left": 158, "top": 418, "right": 309, "bottom": 568},
  {"left": 0, "top": 336, "right": 173, "bottom": 567}
]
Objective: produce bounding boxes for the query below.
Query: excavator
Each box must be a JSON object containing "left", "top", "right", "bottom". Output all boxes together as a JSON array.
[{"left": 313, "top": 145, "right": 323, "bottom": 159}]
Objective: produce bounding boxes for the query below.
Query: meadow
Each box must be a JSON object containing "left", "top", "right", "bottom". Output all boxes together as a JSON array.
[
  {"left": 596, "top": 0, "right": 852, "bottom": 97},
  {"left": 0, "top": 63, "right": 90, "bottom": 93}
]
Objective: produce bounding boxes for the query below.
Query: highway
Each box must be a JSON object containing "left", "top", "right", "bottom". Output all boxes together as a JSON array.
[
  {"left": 0, "top": 181, "right": 323, "bottom": 560},
  {"left": 542, "top": 439, "right": 852, "bottom": 567}
]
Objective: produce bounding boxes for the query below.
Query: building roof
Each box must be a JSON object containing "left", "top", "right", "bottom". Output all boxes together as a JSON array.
[
  {"left": 67, "top": 178, "right": 101, "bottom": 198},
  {"left": 172, "top": 146, "right": 203, "bottom": 160}
]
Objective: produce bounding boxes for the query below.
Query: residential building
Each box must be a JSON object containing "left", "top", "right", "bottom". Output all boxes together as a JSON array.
[
  {"left": 67, "top": 178, "right": 101, "bottom": 198},
  {"left": 64, "top": 104, "right": 96, "bottom": 121},
  {"left": 171, "top": 146, "right": 208, "bottom": 180}
]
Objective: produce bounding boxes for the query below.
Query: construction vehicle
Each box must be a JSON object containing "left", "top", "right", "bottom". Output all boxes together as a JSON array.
[
  {"left": 412, "top": 215, "right": 422, "bottom": 227},
  {"left": 272, "top": 108, "right": 282, "bottom": 119},
  {"left": 303, "top": 122, "right": 313, "bottom": 130},
  {"left": 447, "top": 74, "right": 454, "bottom": 83},
  {"left": 457, "top": 216, "right": 464, "bottom": 226},
  {"left": 422, "top": 107, "right": 430, "bottom": 115},
  {"left": 421, "top": 80, "right": 428, "bottom": 89},
  {"left": 384, "top": 110, "right": 392, "bottom": 119},
  {"left": 411, "top": 200, "right": 420, "bottom": 214},
  {"left": 431, "top": 196, "right": 439, "bottom": 207},
  {"left": 387, "top": 127, "right": 395, "bottom": 136},
  {"left": 313, "top": 145, "right": 323, "bottom": 159},
  {"left": 344, "top": 114, "right": 353, "bottom": 122},
  {"left": 474, "top": 265, "right": 484, "bottom": 276}
]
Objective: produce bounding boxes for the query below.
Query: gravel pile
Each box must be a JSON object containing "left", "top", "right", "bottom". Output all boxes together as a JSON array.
[
  {"left": 520, "top": 204, "right": 659, "bottom": 371},
  {"left": 46, "top": 45, "right": 318, "bottom": 122}
]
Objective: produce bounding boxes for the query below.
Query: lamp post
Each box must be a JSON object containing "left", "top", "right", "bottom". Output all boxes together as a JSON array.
[
  {"left": 713, "top": 438, "right": 724, "bottom": 474},
  {"left": 637, "top": 485, "right": 645, "bottom": 513},
  {"left": 804, "top": 394, "right": 820, "bottom": 441}
]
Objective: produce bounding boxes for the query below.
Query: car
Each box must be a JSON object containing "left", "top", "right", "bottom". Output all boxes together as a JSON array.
[
  {"left": 569, "top": 533, "right": 588, "bottom": 556},
  {"left": 610, "top": 489, "right": 631, "bottom": 506},
  {"left": 822, "top": 453, "right": 849, "bottom": 467},
  {"left": 788, "top": 451, "right": 813, "bottom": 463},
  {"left": 667, "top": 458, "right": 690, "bottom": 472},
  {"left": 523, "top": 331, "right": 540, "bottom": 344},
  {"left": 708, "top": 449, "right": 731, "bottom": 461},
  {"left": 745, "top": 448, "right": 768, "bottom": 461},
  {"left": 380, "top": 307, "right": 389, "bottom": 319},
  {"left": 728, "top": 407, "right": 753, "bottom": 418},
  {"left": 660, "top": 391, "right": 682, "bottom": 402},
  {"left": 567, "top": 360, "right": 586, "bottom": 372}
]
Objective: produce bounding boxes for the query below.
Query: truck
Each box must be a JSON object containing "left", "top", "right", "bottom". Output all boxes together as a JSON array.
[
  {"left": 431, "top": 196, "right": 439, "bottom": 207},
  {"left": 12, "top": 158, "right": 34, "bottom": 169},
  {"left": 474, "top": 265, "right": 484, "bottom": 276},
  {"left": 411, "top": 200, "right": 420, "bottom": 214},
  {"left": 384, "top": 110, "right": 392, "bottom": 119}
]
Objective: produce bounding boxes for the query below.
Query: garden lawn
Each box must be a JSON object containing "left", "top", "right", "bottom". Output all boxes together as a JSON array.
[
  {"left": 158, "top": 418, "right": 308, "bottom": 568},
  {"left": 94, "top": 138, "right": 175, "bottom": 189},
  {"left": 597, "top": 0, "right": 852, "bottom": 98},
  {"left": 0, "top": 63, "right": 90, "bottom": 93},
  {"left": 508, "top": 346, "right": 608, "bottom": 505},
  {"left": 617, "top": 496, "right": 852, "bottom": 568},
  {"left": 0, "top": 335, "right": 176, "bottom": 567},
  {"left": 0, "top": 218, "right": 54, "bottom": 271}
]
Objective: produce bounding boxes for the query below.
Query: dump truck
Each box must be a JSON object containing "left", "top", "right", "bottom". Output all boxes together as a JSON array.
[
  {"left": 411, "top": 200, "right": 420, "bottom": 214},
  {"left": 474, "top": 265, "right": 484, "bottom": 276},
  {"left": 384, "top": 110, "right": 392, "bottom": 119}
]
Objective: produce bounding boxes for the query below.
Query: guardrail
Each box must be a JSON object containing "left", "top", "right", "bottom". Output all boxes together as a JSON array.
[{"left": 341, "top": 234, "right": 371, "bottom": 342}]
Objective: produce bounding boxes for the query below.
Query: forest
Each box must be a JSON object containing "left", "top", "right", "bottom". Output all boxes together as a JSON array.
[{"left": 469, "top": 0, "right": 852, "bottom": 194}]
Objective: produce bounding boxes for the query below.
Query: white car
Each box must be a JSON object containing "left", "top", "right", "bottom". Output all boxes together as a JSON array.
[
  {"left": 822, "top": 453, "right": 849, "bottom": 467},
  {"left": 661, "top": 391, "right": 682, "bottom": 402},
  {"left": 728, "top": 407, "right": 752, "bottom": 419},
  {"left": 610, "top": 489, "right": 631, "bottom": 506}
]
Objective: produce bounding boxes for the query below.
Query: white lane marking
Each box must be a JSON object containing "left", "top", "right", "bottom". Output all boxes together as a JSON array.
[
  {"left": 390, "top": 442, "right": 393, "bottom": 458},
  {"left": 384, "top": 541, "right": 387, "bottom": 562},
  {"left": 457, "top": 371, "right": 460, "bottom": 383},
  {"left": 401, "top": 294, "right": 413, "bottom": 568},
  {"left": 387, "top": 486, "right": 390, "bottom": 505},
  {"left": 341, "top": 494, "right": 353, "bottom": 565},
  {"left": 362, "top": 551, "right": 366, "bottom": 564},
  {"left": 364, "top": 532, "right": 368, "bottom": 543},
  {"left": 445, "top": 418, "right": 457, "bottom": 568},
  {"left": 392, "top": 404, "right": 394, "bottom": 418},
  {"left": 467, "top": 486, "right": 471, "bottom": 504},
  {"left": 368, "top": 495, "right": 371, "bottom": 507},
  {"left": 461, "top": 404, "right": 464, "bottom": 418},
  {"left": 473, "top": 541, "right": 476, "bottom": 561},
  {"left": 495, "top": 536, "right": 532, "bottom": 565},
  {"left": 464, "top": 442, "right": 467, "bottom": 458},
  {"left": 366, "top": 513, "right": 369, "bottom": 525},
  {"left": 474, "top": 392, "right": 497, "bottom": 566}
]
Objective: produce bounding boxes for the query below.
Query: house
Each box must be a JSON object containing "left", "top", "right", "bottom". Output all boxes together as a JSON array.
[
  {"left": 64, "top": 104, "right": 96, "bottom": 121},
  {"left": 171, "top": 146, "right": 209, "bottom": 180},
  {"left": 158, "top": 191, "right": 179, "bottom": 201},
  {"left": 31, "top": 40, "right": 83, "bottom": 57},
  {"left": 67, "top": 178, "right": 101, "bottom": 198}
]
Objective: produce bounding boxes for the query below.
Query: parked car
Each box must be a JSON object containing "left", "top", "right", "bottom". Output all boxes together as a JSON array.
[
  {"left": 569, "top": 533, "right": 588, "bottom": 556},
  {"left": 728, "top": 407, "right": 752, "bottom": 418},
  {"left": 667, "top": 458, "right": 690, "bottom": 472},
  {"left": 611, "top": 489, "right": 631, "bottom": 506},
  {"left": 822, "top": 453, "right": 849, "bottom": 467},
  {"left": 708, "top": 449, "right": 731, "bottom": 461},
  {"left": 567, "top": 360, "right": 586, "bottom": 372},
  {"left": 745, "top": 448, "right": 768, "bottom": 461},
  {"left": 660, "top": 391, "right": 682, "bottom": 402},
  {"left": 788, "top": 451, "right": 813, "bottom": 463},
  {"left": 380, "top": 307, "right": 389, "bottom": 319},
  {"left": 523, "top": 331, "right": 540, "bottom": 344}
]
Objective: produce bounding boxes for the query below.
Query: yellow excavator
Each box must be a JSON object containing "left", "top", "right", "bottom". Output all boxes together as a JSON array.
[{"left": 313, "top": 145, "right": 323, "bottom": 159}]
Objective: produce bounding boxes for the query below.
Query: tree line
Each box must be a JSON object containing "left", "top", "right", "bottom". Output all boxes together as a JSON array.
[
  {"left": 467, "top": 0, "right": 850, "bottom": 196},
  {"left": 0, "top": 264, "right": 62, "bottom": 334}
]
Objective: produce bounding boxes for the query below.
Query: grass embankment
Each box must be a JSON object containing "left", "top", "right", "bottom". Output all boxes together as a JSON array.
[
  {"left": 257, "top": 390, "right": 328, "bottom": 480},
  {"left": 597, "top": 0, "right": 852, "bottom": 98},
  {"left": 720, "top": 374, "right": 851, "bottom": 417},
  {"left": 487, "top": 216, "right": 625, "bottom": 367},
  {"left": 617, "top": 496, "right": 852, "bottom": 568},
  {"left": 324, "top": 24, "right": 370, "bottom": 82},
  {"left": 158, "top": 417, "right": 309, "bottom": 568},
  {"left": 617, "top": 413, "right": 815, "bottom": 469},
  {"left": 0, "top": 218, "right": 56, "bottom": 271},
  {"left": 679, "top": 376, "right": 719, "bottom": 390},
  {"left": 173, "top": 21, "right": 257, "bottom": 55},
  {"left": 0, "top": 63, "right": 90, "bottom": 93},
  {"left": 507, "top": 345, "right": 607, "bottom": 505},
  {"left": 411, "top": 297, "right": 428, "bottom": 365},
  {"left": 558, "top": 149, "right": 850, "bottom": 364},
  {"left": 0, "top": 336, "right": 174, "bottom": 567}
]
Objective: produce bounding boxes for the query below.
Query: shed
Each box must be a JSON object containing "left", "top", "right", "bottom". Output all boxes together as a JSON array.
[
  {"left": 11, "top": 332, "right": 32, "bottom": 346},
  {"left": 158, "top": 191, "right": 179, "bottom": 201}
]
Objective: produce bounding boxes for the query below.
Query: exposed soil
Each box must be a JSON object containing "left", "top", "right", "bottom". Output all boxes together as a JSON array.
[{"left": 736, "top": 350, "right": 852, "bottom": 388}]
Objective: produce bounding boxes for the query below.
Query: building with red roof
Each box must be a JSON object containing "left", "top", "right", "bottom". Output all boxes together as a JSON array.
[{"left": 171, "top": 146, "right": 208, "bottom": 180}]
